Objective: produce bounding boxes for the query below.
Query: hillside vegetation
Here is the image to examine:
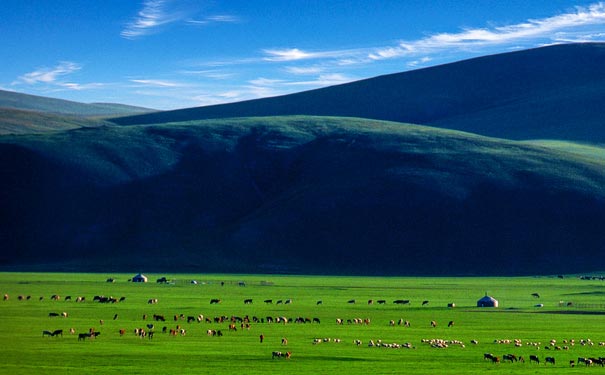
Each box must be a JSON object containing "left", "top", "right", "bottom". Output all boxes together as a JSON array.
[
  {"left": 0, "top": 108, "right": 110, "bottom": 135},
  {"left": 111, "top": 43, "right": 605, "bottom": 143},
  {"left": 1, "top": 116, "right": 603, "bottom": 275},
  {"left": 0, "top": 89, "right": 154, "bottom": 117},
  {"left": 0, "top": 90, "right": 155, "bottom": 134}
]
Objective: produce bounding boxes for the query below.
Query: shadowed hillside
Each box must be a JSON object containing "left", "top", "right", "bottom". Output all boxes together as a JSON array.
[
  {"left": 1, "top": 116, "right": 603, "bottom": 275},
  {"left": 112, "top": 43, "right": 605, "bottom": 143}
]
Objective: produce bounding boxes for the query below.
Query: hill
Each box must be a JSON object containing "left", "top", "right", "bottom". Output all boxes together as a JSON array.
[
  {"left": 111, "top": 43, "right": 605, "bottom": 143},
  {"left": 0, "top": 108, "right": 110, "bottom": 135},
  {"left": 1, "top": 116, "right": 603, "bottom": 275},
  {"left": 0, "top": 89, "right": 155, "bottom": 117}
]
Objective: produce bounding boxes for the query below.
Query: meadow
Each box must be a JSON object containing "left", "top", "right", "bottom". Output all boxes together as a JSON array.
[{"left": 2, "top": 273, "right": 605, "bottom": 374}]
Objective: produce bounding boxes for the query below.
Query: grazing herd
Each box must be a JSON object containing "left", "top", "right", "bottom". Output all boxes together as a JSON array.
[{"left": 4, "top": 286, "right": 605, "bottom": 367}]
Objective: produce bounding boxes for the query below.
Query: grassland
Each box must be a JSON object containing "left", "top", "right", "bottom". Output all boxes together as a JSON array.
[{"left": 2, "top": 273, "right": 605, "bottom": 374}]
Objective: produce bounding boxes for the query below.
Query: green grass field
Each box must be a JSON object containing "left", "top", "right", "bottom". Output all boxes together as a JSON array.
[{"left": 2, "top": 273, "right": 605, "bottom": 374}]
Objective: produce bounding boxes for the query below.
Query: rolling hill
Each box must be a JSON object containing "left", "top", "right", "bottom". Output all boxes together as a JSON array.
[
  {"left": 0, "top": 108, "right": 111, "bottom": 135},
  {"left": 1, "top": 116, "right": 603, "bottom": 275},
  {"left": 0, "top": 89, "right": 155, "bottom": 117},
  {"left": 111, "top": 43, "right": 605, "bottom": 143},
  {"left": 0, "top": 89, "right": 155, "bottom": 134}
]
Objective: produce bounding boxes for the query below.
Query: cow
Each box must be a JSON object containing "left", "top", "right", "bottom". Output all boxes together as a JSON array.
[
  {"left": 244, "top": 299, "right": 253, "bottom": 304},
  {"left": 272, "top": 351, "right": 291, "bottom": 359},
  {"left": 313, "top": 318, "right": 320, "bottom": 324},
  {"left": 48, "top": 312, "right": 60, "bottom": 317},
  {"left": 529, "top": 355, "right": 540, "bottom": 364},
  {"left": 545, "top": 357, "right": 555, "bottom": 365},
  {"left": 52, "top": 329, "right": 63, "bottom": 337},
  {"left": 264, "top": 299, "right": 273, "bottom": 304},
  {"left": 430, "top": 320, "right": 437, "bottom": 328},
  {"left": 447, "top": 303, "right": 456, "bottom": 308},
  {"left": 316, "top": 300, "right": 322, "bottom": 305},
  {"left": 367, "top": 299, "right": 373, "bottom": 305},
  {"left": 281, "top": 338, "right": 288, "bottom": 346},
  {"left": 3, "top": 294, "right": 8, "bottom": 301},
  {"left": 531, "top": 293, "right": 540, "bottom": 298},
  {"left": 377, "top": 300, "right": 386, "bottom": 304},
  {"left": 210, "top": 299, "right": 221, "bottom": 304},
  {"left": 78, "top": 333, "right": 91, "bottom": 341},
  {"left": 393, "top": 300, "right": 410, "bottom": 305},
  {"left": 448, "top": 321, "right": 454, "bottom": 327},
  {"left": 42, "top": 330, "right": 54, "bottom": 337},
  {"left": 347, "top": 299, "right": 356, "bottom": 304},
  {"left": 153, "top": 314, "right": 165, "bottom": 322},
  {"left": 422, "top": 300, "right": 429, "bottom": 306},
  {"left": 147, "top": 298, "right": 158, "bottom": 304}
]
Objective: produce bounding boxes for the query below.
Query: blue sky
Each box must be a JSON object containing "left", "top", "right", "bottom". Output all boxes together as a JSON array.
[{"left": 2, "top": 1, "right": 605, "bottom": 110}]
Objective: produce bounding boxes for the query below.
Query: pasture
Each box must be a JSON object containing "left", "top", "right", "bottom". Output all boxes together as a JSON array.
[{"left": 2, "top": 273, "right": 605, "bottom": 374}]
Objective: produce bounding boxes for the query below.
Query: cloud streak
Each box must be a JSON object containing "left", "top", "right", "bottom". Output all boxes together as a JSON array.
[
  {"left": 369, "top": 2, "right": 605, "bottom": 60},
  {"left": 258, "top": 2, "right": 605, "bottom": 67},
  {"left": 16, "top": 61, "right": 81, "bottom": 85},
  {"left": 121, "top": 0, "right": 181, "bottom": 39}
]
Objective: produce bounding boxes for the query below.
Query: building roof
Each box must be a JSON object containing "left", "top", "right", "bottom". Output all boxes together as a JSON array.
[{"left": 478, "top": 295, "right": 498, "bottom": 302}]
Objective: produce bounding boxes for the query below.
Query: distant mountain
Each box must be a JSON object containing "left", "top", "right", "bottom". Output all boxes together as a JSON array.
[
  {"left": 112, "top": 43, "right": 605, "bottom": 143},
  {"left": 0, "top": 108, "right": 110, "bottom": 135},
  {"left": 1, "top": 116, "right": 603, "bottom": 275},
  {"left": 0, "top": 89, "right": 155, "bottom": 117}
]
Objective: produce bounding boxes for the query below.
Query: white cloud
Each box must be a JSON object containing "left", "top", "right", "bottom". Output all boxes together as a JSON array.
[
  {"left": 407, "top": 56, "right": 432, "bottom": 68},
  {"left": 369, "top": 2, "right": 605, "bottom": 60},
  {"left": 263, "top": 48, "right": 315, "bottom": 62},
  {"left": 248, "top": 78, "right": 285, "bottom": 86},
  {"left": 187, "top": 15, "right": 240, "bottom": 25},
  {"left": 178, "top": 69, "right": 236, "bottom": 80},
  {"left": 130, "top": 79, "right": 183, "bottom": 87},
  {"left": 121, "top": 0, "right": 182, "bottom": 39},
  {"left": 285, "top": 73, "right": 354, "bottom": 87},
  {"left": 16, "top": 61, "right": 81, "bottom": 85},
  {"left": 285, "top": 66, "right": 324, "bottom": 75}
]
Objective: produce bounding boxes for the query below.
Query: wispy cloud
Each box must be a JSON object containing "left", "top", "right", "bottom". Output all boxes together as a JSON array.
[
  {"left": 130, "top": 78, "right": 184, "bottom": 87},
  {"left": 368, "top": 2, "right": 605, "bottom": 60},
  {"left": 122, "top": 1, "right": 240, "bottom": 39},
  {"left": 187, "top": 14, "right": 240, "bottom": 25},
  {"left": 285, "top": 66, "right": 325, "bottom": 75},
  {"left": 178, "top": 69, "right": 236, "bottom": 80},
  {"left": 257, "top": 3, "right": 605, "bottom": 69},
  {"left": 15, "top": 61, "right": 81, "bottom": 85},
  {"left": 263, "top": 48, "right": 363, "bottom": 62},
  {"left": 121, "top": 0, "right": 182, "bottom": 39}
]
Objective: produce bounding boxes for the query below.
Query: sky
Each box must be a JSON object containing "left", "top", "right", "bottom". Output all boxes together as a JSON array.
[{"left": 1, "top": 0, "right": 605, "bottom": 110}]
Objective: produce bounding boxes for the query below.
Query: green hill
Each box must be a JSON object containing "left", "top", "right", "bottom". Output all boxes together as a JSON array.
[
  {"left": 111, "top": 43, "right": 605, "bottom": 143},
  {"left": 0, "top": 90, "right": 156, "bottom": 134},
  {"left": 0, "top": 108, "right": 110, "bottom": 135},
  {"left": 1, "top": 116, "right": 603, "bottom": 275},
  {"left": 0, "top": 89, "right": 155, "bottom": 117}
]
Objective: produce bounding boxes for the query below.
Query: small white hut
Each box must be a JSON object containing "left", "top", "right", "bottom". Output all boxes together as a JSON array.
[
  {"left": 477, "top": 295, "right": 498, "bottom": 307},
  {"left": 132, "top": 273, "right": 148, "bottom": 283}
]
